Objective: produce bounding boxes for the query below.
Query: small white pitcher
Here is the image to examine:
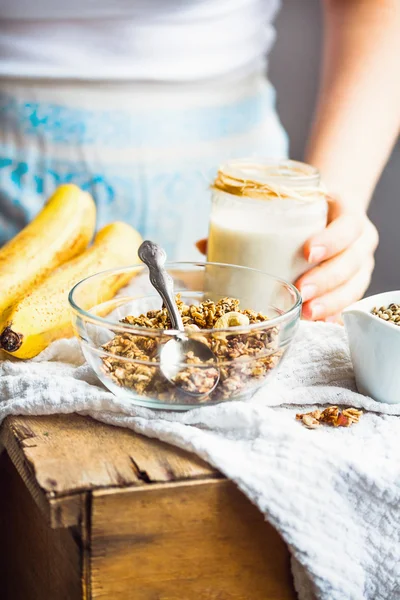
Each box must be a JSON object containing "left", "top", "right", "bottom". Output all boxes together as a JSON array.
[{"left": 342, "top": 291, "right": 400, "bottom": 404}]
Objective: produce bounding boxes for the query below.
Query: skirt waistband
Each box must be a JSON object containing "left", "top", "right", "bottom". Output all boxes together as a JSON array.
[{"left": 0, "top": 71, "right": 278, "bottom": 150}]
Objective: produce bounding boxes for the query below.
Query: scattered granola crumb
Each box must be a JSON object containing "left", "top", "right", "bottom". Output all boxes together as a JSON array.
[
  {"left": 301, "top": 414, "right": 320, "bottom": 429},
  {"left": 296, "top": 406, "right": 363, "bottom": 429}
]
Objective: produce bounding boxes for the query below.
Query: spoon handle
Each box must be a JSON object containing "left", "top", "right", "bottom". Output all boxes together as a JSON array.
[{"left": 138, "top": 240, "right": 184, "bottom": 331}]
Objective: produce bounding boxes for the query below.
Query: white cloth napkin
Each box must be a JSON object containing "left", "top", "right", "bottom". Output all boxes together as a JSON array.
[{"left": 1, "top": 320, "right": 400, "bottom": 600}]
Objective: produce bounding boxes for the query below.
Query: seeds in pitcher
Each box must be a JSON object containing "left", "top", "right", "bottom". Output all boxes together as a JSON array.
[{"left": 371, "top": 303, "right": 400, "bottom": 326}]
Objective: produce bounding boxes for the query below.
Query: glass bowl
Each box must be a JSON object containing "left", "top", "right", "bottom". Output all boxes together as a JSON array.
[{"left": 68, "top": 262, "right": 301, "bottom": 411}]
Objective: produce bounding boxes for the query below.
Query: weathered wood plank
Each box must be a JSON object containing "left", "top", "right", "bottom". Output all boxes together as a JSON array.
[
  {"left": 2, "top": 414, "right": 217, "bottom": 498},
  {"left": 0, "top": 415, "right": 52, "bottom": 523},
  {"left": 49, "top": 494, "right": 86, "bottom": 529},
  {"left": 91, "top": 479, "right": 296, "bottom": 600},
  {"left": 0, "top": 451, "right": 83, "bottom": 600}
]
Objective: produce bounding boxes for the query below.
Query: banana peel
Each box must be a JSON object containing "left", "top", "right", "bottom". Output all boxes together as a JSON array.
[
  {"left": 0, "top": 184, "right": 96, "bottom": 316},
  {"left": 0, "top": 222, "right": 142, "bottom": 359}
]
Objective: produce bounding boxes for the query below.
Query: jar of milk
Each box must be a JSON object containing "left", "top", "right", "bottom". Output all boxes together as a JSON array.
[{"left": 207, "top": 159, "right": 328, "bottom": 283}]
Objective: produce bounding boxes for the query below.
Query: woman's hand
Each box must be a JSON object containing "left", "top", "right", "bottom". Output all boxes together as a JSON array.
[
  {"left": 298, "top": 0, "right": 400, "bottom": 322},
  {"left": 295, "top": 197, "right": 378, "bottom": 322},
  {"left": 196, "top": 197, "right": 378, "bottom": 322}
]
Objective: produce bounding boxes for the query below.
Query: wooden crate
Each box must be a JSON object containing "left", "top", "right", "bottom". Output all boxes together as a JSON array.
[{"left": 0, "top": 414, "right": 296, "bottom": 599}]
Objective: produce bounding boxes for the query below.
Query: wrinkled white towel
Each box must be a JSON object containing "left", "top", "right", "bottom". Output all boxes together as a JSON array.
[{"left": 1, "top": 321, "right": 400, "bottom": 600}]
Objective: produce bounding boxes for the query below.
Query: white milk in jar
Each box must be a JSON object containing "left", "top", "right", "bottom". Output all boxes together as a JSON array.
[{"left": 207, "top": 159, "right": 328, "bottom": 284}]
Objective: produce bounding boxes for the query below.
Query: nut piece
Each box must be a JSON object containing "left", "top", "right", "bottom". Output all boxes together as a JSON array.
[
  {"left": 214, "top": 312, "right": 250, "bottom": 329},
  {"left": 342, "top": 407, "right": 363, "bottom": 425},
  {"left": 184, "top": 323, "right": 208, "bottom": 345},
  {"left": 302, "top": 414, "right": 320, "bottom": 429},
  {"left": 184, "top": 324, "right": 200, "bottom": 333}
]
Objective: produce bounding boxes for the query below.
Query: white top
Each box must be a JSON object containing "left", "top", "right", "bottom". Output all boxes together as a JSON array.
[{"left": 0, "top": 0, "right": 280, "bottom": 81}]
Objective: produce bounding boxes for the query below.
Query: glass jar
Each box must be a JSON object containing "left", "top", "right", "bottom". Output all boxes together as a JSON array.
[{"left": 207, "top": 158, "right": 328, "bottom": 284}]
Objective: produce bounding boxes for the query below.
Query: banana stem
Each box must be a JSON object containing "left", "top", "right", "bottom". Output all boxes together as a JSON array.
[{"left": 1, "top": 327, "right": 23, "bottom": 352}]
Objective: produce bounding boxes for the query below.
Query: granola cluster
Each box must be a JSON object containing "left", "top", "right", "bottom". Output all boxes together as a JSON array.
[
  {"left": 172, "top": 351, "right": 219, "bottom": 396},
  {"left": 101, "top": 296, "right": 282, "bottom": 404},
  {"left": 296, "top": 406, "right": 363, "bottom": 429}
]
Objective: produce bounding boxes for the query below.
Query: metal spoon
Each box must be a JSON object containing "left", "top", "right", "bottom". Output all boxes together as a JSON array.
[{"left": 138, "top": 240, "right": 219, "bottom": 396}]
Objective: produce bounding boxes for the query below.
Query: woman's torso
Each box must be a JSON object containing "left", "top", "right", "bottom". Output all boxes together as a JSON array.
[
  {"left": 0, "top": 0, "right": 280, "bottom": 82},
  {"left": 0, "top": 0, "right": 288, "bottom": 259}
]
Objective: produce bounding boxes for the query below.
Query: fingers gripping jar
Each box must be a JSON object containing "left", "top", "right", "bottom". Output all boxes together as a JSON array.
[{"left": 207, "top": 159, "right": 328, "bottom": 283}]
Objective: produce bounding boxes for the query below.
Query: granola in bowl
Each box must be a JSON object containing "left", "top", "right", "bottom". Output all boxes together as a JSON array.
[
  {"left": 69, "top": 262, "right": 302, "bottom": 410},
  {"left": 101, "top": 296, "right": 282, "bottom": 405}
]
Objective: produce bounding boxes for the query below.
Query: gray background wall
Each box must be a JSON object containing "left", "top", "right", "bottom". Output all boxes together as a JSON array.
[{"left": 269, "top": 0, "right": 399, "bottom": 294}]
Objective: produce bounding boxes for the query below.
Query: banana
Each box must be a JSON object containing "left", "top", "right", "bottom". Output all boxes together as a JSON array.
[
  {"left": 0, "top": 222, "right": 142, "bottom": 359},
  {"left": 0, "top": 184, "right": 96, "bottom": 315}
]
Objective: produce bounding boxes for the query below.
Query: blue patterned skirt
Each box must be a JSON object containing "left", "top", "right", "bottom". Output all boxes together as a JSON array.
[{"left": 0, "top": 73, "right": 288, "bottom": 259}]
